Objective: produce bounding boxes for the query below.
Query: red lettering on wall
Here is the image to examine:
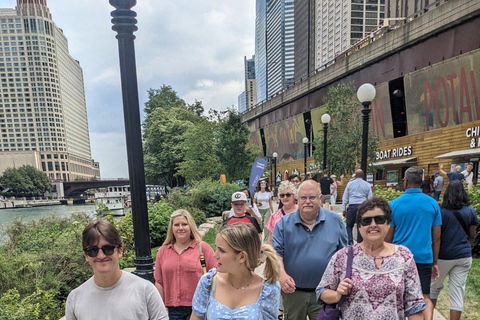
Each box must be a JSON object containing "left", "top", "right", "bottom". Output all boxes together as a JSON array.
[
  {"left": 459, "top": 67, "right": 472, "bottom": 123},
  {"left": 471, "top": 71, "right": 480, "bottom": 120},
  {"left": 372, "top": 98, "right": 386, "bottom": 138},
  {"left": 424, "top": 81, "right": 433, "bottom": 131},
  {"left": 446, "top": 73, "right": 458, "bottom": 123},
  {"left": 435, "top": 77, "right": 449, "bottom": 127}
]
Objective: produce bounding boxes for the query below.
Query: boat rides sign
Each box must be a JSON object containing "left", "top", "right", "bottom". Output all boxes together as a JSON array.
[{"left": 376, "top": 145, "right": 413, "bottom": 161}]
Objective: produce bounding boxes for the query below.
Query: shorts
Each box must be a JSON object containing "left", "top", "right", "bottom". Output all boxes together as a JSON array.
[
  {"left": 416, "top": 263, "right": 433, "bottom": 294},
  {"left": 321, "top": 194, "right": 331, "bottom": 204}
]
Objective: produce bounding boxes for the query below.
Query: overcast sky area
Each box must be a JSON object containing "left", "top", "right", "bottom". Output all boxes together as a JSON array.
[{"left": 2, "top": 0, "right": 255, "bottom": 179}]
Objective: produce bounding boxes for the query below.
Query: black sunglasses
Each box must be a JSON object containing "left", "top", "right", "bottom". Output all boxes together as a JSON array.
[
  {"left": 359, "top": 215, "right": 388, "bottom": 227},
  {"left": 83, "top": 245, "right": 119, "bottom": 257},
  {"left": 279, "top": 193, "right": 293, "bottom": 198}
]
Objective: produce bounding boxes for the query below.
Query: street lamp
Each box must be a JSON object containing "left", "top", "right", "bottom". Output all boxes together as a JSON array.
[
  {"left": 321, "top": 113, "right": 331, "bottom": 170},
  {"left": 357, "top": 83, "right": 376, "bottom": 178},
  {"left": 302, "top": 137, "right": 309, "bottom": 176},
  {"left": 272, "top": 152, "right": 278, "bottom": 187},
  {"left": 109, "top": 0, "right": 153, "bottom": 282}
]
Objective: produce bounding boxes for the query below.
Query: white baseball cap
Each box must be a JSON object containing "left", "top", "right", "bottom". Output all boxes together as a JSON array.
[{"left": 231, "top": 192, "right": 247, "bottom": 202}]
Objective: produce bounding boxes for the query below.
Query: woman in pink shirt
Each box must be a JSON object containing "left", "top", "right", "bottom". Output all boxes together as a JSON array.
[
  {"left": 266, "top": 180, "right": 298, "bottom": 244},
  {"left": 154, "top": 209, "right": 217, "bottom": 320}
]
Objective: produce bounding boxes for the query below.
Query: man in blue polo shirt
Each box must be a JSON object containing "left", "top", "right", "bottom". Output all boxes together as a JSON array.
[
  {"left": 386, "top": 166, "right": 441, "bottom": 320},
  {"left": 272, "top": 180, "right": 347, "bottom": 320},
  {"left": 439, "top": 164, "right": 464, "bottom": 182}
]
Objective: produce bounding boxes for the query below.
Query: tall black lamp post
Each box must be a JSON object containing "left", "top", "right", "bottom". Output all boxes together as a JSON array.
[
  {"left": 109, "top": 0, "right": 154, "bottom": 282},
  {"left": 321, "top": 113, "right": 331, "bottom": 170},
  {"left": 357, "top": 83, "right": 376, "bottom": 179},
  {"left": 272, "top": 152, "right": 278, "bottom": 186},
  {"left": 302, "top": 137, "right": 309, "bottom": 176}
]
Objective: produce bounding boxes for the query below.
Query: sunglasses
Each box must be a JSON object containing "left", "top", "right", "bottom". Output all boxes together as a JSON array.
[
  {"left": 359, "top": 215, "right": 388, "bottom": 227},
  {"left": 279, "top": 193, "right": 293, "bottom": 198},
  {"left": 83, "top": 245, "right": 119, "bottom": 257}
]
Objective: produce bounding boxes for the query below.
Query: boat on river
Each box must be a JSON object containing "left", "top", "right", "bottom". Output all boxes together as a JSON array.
[{"left": 94, "top": 186, "right": 130, "bottom": 216}]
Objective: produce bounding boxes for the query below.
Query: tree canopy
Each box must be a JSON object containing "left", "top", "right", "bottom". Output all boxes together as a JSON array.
[
  {"left": 143, "top": 85, "right": 257, "bottom": 186},
  {"left": 0, "top": 165, "right": 53, "bottom": 197},
  {"left": 313, "top": 82, "right": 378, "bottom": 175}
]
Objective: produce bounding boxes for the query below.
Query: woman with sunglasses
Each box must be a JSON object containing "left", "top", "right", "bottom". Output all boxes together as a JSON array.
[
  {"left": 191, "top": 223, "right": 281, "bottom": 320},
  {"left": 154, "top": 209, "right": 217, "bottom": 320},
  {"left": 430, "top": 180, "right": 479, "bottom": 320},
  {"left": 316, "top": 197, "right": 426, "bottom": 319},
  {"left": 265, "top": 180, "right": 297, "bottom": 244}
]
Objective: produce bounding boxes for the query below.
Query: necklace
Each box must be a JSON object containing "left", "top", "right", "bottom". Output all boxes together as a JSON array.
[{"left": 229, "top": 277, "right": 252, "bottom": 290}]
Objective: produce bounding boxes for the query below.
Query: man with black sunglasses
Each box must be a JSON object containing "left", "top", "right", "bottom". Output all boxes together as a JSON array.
[
  {"left": 65, "top": 220, "right": 168, "bottom": 320},
  {"left": 386, "top": 166, "right": 442, "bottom": 320}
]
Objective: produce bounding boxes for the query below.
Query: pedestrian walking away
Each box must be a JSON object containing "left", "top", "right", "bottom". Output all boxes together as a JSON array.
[{"left": 386, "top": 166, "right": 442, "bottom": 320}]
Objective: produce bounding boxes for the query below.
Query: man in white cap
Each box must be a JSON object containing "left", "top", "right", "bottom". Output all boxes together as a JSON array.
[
  {"left": 224, "top": 191, "right": 263, "bottom": 234},
  {"left": 462, "top": 162, "right": 475, "bottom": 189}
]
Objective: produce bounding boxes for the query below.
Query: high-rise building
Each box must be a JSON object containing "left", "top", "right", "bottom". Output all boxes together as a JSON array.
[
  {"left": 266, "top": 0, "right": 295, "bottom": 97},
  {"left": 0, "top": 0, "right": 100, "bottom": 181},
  {"left": 255, "top": 0, "right": 268, "bottom": 104},
  {"left": 238, "top": 55, "right": 256, "bottom": 113},
  {"left": 294, "top": 0, "right": 315, "bottom": 81},
  {"left": 315, "top": 0, "right": 385, "bottom": 68}
]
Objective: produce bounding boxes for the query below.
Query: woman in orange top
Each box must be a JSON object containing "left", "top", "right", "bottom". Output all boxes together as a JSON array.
[{"left": 154, "top": 209, "right": 217, "bottom": 320}]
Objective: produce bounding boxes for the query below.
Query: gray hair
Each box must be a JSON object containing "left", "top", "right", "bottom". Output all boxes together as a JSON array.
[
  {"left": 278, "top": 180, "right": 297, "bottom": 197},
  {"left": 404, "top": 166, "right": 423, "bottom": 186}
]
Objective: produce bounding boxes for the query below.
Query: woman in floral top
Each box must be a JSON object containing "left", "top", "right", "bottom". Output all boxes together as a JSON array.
[{"left": 316, "top": 197, "right": 426, "bottom": 319}]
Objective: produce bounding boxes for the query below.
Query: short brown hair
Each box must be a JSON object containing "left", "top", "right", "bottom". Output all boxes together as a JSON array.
[
  {"left": 82, "top": 220, "right": 122, "bottom": 249},
  {"left": 356, "top": 197, "right": 392, "bottom": 225}
]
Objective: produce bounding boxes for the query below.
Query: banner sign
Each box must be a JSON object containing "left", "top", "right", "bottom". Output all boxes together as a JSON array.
[{"left": 249, "top": 158, "right": 268, "bottom": 195}]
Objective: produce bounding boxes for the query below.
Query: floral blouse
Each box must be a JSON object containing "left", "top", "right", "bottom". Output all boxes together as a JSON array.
[
  {"left": 316, "top": 244, "right": 426, "bottom": 320},
  {"left": 192, "top": 269, "right": 280, "bottom": 320}
]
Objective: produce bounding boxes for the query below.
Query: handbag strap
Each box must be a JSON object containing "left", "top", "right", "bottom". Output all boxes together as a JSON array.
[
  {"left": 337, "top": 246, "right": 353, "bottom": 308},
  {"left": 451, "top": 209, "right": 470, "bottom": 238}
]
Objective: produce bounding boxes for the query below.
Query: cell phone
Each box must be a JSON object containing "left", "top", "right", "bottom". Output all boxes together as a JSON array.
[{"left": 247, "top": 199, "right": 252, "bottom": 206}]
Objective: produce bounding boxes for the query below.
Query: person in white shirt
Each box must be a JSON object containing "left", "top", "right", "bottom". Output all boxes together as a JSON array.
[
  {"left": 254, "top": 180, "right": 274, "bottom": 240},
  {"left": 462, "top": 162, "right": 474, "bottom": 190},
  {"left": 66, "top": 220, "right": 168, "bottom": 320}
]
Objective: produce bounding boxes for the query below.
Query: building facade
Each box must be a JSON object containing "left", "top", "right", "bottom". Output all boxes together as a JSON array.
[
  {"left": 255, "top": 0, "right": 268, "bottom": 104},
  {"left": 293, "top": 0, "right": 315, "bottom": 81},
  {"left": 0, "top": 0, "right": 100, "bottom": 181},
  {"left": 315, "top": 0, "right": 386, "bottom": 68}
]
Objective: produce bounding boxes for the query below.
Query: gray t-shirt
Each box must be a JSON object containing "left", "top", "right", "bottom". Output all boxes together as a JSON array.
[
  {"left": 66, "top": 271, "right": 168, "bottom": 320},
  {"left": 433, "top": 176, "right": 444, "bottom": 191}
]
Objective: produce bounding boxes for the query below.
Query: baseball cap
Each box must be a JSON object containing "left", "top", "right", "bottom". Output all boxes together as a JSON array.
[
  {"left": 331, "top": 174, "right": 337, "bottom": 178},
  {"left": 468, "top": 162, "right": 474, "bottom": 166},
  {"left": 434, "top": 171, "right": 439, "bottom": 175},
  {"left": 231, "top": 192, "right": 247, "bottom": 202}
]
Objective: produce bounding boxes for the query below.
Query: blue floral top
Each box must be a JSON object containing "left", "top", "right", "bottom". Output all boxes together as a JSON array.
[{"left": 192, "top": 268, "right": 280, "bottom": 320}]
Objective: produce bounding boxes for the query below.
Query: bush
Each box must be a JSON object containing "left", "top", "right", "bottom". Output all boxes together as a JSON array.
[
  {"left": 372, "top": 185, "right": 404, "bottom": 202},
  {"left": 468, "top": 186, "right": 480, "bottom": 258}
]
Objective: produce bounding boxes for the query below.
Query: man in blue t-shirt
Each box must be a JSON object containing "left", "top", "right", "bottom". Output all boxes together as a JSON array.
[
  {"left": 439, "top": 164, "right": 464, "bottom": 182},
  {"left": 386, "top": 166, "right": 442, "bottom": 320}
]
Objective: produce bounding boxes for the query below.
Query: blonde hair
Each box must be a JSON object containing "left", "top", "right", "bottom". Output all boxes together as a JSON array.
[
  {"left": 218, "top": 223, "right": 281, "bottom": 283},
  {"left": 278, "top": 180, "right": 297, "bottom": 197},
  {"left": 163, "top": 209, "right": 202, "bottom": 245}
]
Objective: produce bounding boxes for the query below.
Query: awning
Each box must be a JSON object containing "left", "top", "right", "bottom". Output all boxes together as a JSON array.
[
  {"left": 372, "top": 157, "right": 417, "bottom": 166},
  {"left": 434, "top": 148, "right": 480, "bottom": 159}
]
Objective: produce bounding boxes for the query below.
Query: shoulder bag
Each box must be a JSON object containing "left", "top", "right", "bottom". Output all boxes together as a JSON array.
[
  {"left": 316, "top": 245, "right": 353, "bottom": 320},
  {"left": 451, "top": 210, "right": 471, "bottom": 238}
]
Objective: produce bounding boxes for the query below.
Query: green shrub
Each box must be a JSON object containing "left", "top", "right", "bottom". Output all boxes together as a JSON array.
[
  {"left": 372, "top": 185, "right": 404, "bottom": 202},
  {"left": 468, "top": 186, "right": 480, "bottom": 258},
  {"left": 201, "top": 182, "right": 239, "bottom": 217}
]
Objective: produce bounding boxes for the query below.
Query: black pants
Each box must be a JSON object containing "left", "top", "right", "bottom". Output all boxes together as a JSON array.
[{"left": 346, "top": 204, "right": 362, "bottom": 245}]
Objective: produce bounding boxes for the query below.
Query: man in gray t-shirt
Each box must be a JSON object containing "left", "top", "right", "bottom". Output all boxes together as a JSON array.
[
  {"left": 66, "top": 220, "right": 168, "bottom": 320},
  {"left": 433, "top": 171, "right": 444, "bottom": 201}
]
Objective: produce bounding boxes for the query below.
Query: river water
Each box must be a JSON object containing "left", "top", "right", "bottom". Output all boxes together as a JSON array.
[{"left": 0, "top": 204, "right": 97, "bottom": 243}]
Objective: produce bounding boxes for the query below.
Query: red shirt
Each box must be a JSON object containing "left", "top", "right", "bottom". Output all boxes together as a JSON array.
[{"left": 154, "top": 239, "right": 216, "bottom": 307}]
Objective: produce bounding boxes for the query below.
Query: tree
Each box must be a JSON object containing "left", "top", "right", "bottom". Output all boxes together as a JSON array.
[
  {"left": 215, "top": 110, "right": 258, "bottom": 182},
  {"left": 0, "top": 165, "right": 52, "bottom": 197},
  {"left": 144, "top": 85, "right": 186, "bottom": 115},
  {"left": 176, "top": 120, "right": 221, "bottom": 182},
  {"left": 313, "top": 82, "right": 378, "bottom": 175}
]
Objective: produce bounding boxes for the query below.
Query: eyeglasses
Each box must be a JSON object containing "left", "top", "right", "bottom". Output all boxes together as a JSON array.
[
  {"left": 359, "top": 215, "right": 388, "bottom": 227},
  {"left": 299, "top": 195, "right": 318, "bottom": 202},
  {"left": 279, "top": 193, "right": 293, "bottom": 198},
  {"left": 83, "top": 245, "right": 119, "bottom": 257}
]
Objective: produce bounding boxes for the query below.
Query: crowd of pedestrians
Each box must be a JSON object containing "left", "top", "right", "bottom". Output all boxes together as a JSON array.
[{"left": 65, "top": 167, "right": 478, "bottom": 320}]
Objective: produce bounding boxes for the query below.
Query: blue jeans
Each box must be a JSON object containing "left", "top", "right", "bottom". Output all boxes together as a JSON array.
[
  {"left": 433, "top": 191, "right": 441, "bottom": 201},
  {"left": 346, "top": 204, "right": 362, "bottom": 245},
  {"left": 168, "top": 306, "right": 192, "bottom": 320}
]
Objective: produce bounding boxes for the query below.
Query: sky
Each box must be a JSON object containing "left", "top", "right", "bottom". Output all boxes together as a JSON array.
[{"left": 2, "top": 0, "right": 255, "bottom": 179}]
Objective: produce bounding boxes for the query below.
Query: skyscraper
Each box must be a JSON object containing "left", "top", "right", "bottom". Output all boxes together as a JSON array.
[
  {"left": 238, "top": 56, "right": 256, "bottom": 113},
  {"left": 315, "top": 0, "right": 386, "bottom": 68},
  {"left": 294, "top": 0, "right": 315, "bottom": 81},
  {"left": 255, "top": 0, "right": 268, "bottom": 104},
  {"left": 0, "top": 0, "right": 99, "bottom": 181}
]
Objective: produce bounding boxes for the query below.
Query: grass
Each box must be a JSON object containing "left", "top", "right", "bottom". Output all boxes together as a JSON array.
[
  {"left": 202, "top": 224, "right": 221, "bottom": 250},
  {"left": 435, "top": 258, "right": 480, "bottom": 319}
]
